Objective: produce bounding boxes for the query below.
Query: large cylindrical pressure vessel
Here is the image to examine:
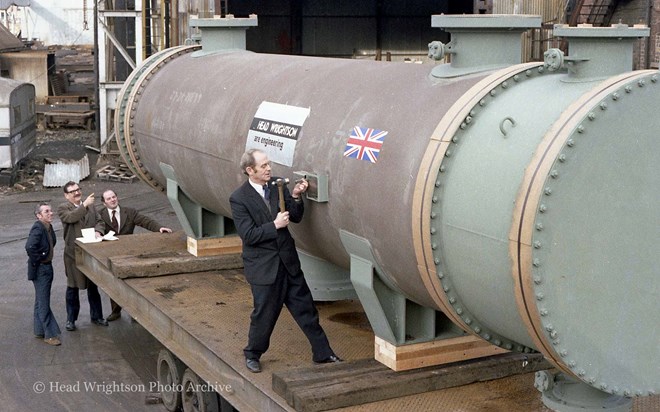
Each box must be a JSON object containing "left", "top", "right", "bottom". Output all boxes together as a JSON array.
[
  {"left": 116, "top": 19, "right": 659, "bottom": 398},
  {"left": 117, "top": 46, "right": 488, "bottom": 310}
]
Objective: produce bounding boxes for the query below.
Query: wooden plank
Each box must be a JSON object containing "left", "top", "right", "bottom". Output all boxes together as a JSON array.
[
  {"left": 272, "top": 359, "right": 384, "bottom": 406},
  {"left": 75, "top": 232, "right": 189, "bottom": 271},
  {"left": 42, "top": 110, "right": 95, "bottom": 117},
  {"left": 374, "top": 335, "right": 509, "bottom": 371},
  {"left": 37, "top": 102, "right": 92, "bottom": 112},
  {"left": 109, "top": 251, "right": 243, "bottom": 279},
  {"left": 187, "top": 235, "right": 243, "bottom": 257},
  {"left": 272, "top": 353, "right": 551, "bottom": 412}
]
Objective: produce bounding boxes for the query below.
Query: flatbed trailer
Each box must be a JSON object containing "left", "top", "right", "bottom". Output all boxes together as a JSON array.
[{"left": 76, "top": 231, "right": 652, "bottom": 412}]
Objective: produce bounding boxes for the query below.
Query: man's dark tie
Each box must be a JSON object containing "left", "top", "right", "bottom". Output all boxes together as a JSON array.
[
  {"left": 263, "top": 184, "right": 270, "bottom": 200},
  {"left": 111, "top": 210, "right": 119, "bottom": 232}
]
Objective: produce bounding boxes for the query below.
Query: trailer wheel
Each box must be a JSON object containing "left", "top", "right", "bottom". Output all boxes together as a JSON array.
[
  {"left": 181, "top": 368, "right": 219, "bottom": 412},
  {"left": 157, "top": 349, "right": 185, "bottom": 412}
]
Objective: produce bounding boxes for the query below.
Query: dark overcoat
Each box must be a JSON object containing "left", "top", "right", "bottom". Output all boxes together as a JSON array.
[{"left": 25, "top": 221, "right": 56, "bottom": 281}]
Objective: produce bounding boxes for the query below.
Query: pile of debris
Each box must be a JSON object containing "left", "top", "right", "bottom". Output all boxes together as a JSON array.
[{"left": 0, "top": 129, "right": 129, "bottom": 195}]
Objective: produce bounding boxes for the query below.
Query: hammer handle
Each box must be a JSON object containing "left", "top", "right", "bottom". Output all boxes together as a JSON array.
[{"left": 278, "top": 185, "right": 285, "bottom": 212}]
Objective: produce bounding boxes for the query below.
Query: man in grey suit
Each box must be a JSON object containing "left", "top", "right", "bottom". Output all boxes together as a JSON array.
[
  {"left": 98, "top": 189, "right": 172, "bottom": 321},
  {"left": 229, "top": 148, "right": 340, "bottom": 373},
  {"left": 57, "top": 181, "right": 106, "bottom": 331}
]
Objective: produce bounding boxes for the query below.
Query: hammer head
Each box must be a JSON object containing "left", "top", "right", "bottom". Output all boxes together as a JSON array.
[{"left": 271, "top": 178, "right": 290, "bottom": 187}]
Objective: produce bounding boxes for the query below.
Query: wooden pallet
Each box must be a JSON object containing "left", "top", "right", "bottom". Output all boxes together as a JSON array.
[{"left": 96, "top": 164, "right": 137, "bottom": 183}]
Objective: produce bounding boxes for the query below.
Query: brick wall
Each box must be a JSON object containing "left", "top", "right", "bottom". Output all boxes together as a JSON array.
[
  {"left": 653, "top": 0, "right": 660, "bottom": 67},
  {"left": 611, "top": 0, "right": 660, "bottom": 69}
]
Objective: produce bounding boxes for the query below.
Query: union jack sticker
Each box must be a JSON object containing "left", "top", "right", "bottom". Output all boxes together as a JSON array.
[{"left": 343, "top": 126, "right": 388, "bottom": 163}]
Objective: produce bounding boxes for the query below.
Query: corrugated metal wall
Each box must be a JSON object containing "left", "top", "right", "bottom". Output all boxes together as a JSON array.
[
  {"left": 493, "top": 0, "right": 566, "bottom": 62},
  {"left": 493, "top": 0, "right": 565, "bottom": 20}
]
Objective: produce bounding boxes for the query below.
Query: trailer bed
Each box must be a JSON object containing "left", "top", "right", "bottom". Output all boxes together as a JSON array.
[{"left": 76, "top": 231, "right": 658, "bottom": 412}]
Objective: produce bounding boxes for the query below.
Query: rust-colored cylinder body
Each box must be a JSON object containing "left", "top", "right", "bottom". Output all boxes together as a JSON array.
[{"left": 118, "top": 48, "right": 484, "bottom": 309}]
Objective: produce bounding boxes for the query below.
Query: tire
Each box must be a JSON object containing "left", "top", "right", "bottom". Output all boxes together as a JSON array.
[
  {"left": 157, "top": 349, "right": 186, "bottom": 412},
  {"left": 181, "top": 368, "right": 219, "bottom": 412}
]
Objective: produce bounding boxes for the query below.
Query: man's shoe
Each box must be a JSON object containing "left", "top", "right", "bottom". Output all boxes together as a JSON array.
[
  {"left": 106, "top": 312, "right": 121, "bottom": 322},
  {"left": 92, "top": 318, "right": 109, "bottom": 326},
  {"left": 65, "top": 321, "right": 76, "bottom": 331},
  {"left": 44, "top": 337, "right": 61, "bottom": 346},
  {"left": 314, "top": 355, "right": 342, "bottom": 364},
  {"left": 246, "top": 358, "right": 261, "bottom": 373}
]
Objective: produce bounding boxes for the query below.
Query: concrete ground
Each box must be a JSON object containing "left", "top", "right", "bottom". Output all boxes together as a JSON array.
[{"left": 0, "top": 178, "right": 182, "bottom": 412}]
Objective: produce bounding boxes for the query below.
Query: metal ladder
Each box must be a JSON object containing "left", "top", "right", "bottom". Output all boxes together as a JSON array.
[{"left": 567, "top": 0, "right": 620, "bottom": 27}]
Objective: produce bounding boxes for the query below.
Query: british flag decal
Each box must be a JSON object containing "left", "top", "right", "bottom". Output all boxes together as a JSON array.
[{"left": 343, "top": 126, "right": 388, "bottom": 163}]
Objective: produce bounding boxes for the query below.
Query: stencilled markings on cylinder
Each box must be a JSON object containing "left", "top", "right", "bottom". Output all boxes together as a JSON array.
[
  {"left": 170, "top": 90, "right": 203, "bottom": 105},
  {"left": 152, "top": 118, "right": 166, "bottom": 134}
]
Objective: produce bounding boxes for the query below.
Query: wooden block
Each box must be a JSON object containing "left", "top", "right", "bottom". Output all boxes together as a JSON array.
[
  {"left": 375, "top": 335, "right": 509, "bottom": 371},
  {"left": 187, "top": 235, "right": 243, "bottom": 257}
]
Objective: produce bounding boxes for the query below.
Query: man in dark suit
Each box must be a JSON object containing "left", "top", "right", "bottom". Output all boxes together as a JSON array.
[
  {"left": 25, "top": 203, "right": 61, "bottom": 346},
  {"left": 99, "top": 189, "right": 172, "bottom": 321},
  {"left": 57, "top": 181, "right": 107, "bottom": 331},
  {"left": 229, "top": 148, "right": 340, "bottom": 373}
]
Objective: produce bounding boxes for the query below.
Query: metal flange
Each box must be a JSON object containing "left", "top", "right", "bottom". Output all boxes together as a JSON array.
[
  {"left": 115, "top": 45, "right": 201, "bottom": 191},
  {"left": 413, "top": 62, "right": 547, "bottom": 353},
  {"left": 512, "top": 71, "right": 659, "bottom": 396}
]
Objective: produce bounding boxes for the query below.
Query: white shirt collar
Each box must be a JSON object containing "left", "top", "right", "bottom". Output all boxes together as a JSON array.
[
  {"left": 248, "top": 179, "right": 266, "bottom": 197},
  {"left": 108, "top": 205, "right": 121, "bottom": 217}
]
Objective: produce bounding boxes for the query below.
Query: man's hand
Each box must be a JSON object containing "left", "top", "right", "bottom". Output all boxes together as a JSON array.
[
  {"left": 82, "top": 193, "right": 95, "bottom": 208},
  {"left": 291, "top": 178, "right": 309, "bottom": 199},
  {"left": 274, "top": 211, "right": 290, "bottom": 229}
]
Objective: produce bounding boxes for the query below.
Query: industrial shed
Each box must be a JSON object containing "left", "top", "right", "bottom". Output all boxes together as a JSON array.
[{"left": 0, "top": 76, "right": 35, "bottom": 169}]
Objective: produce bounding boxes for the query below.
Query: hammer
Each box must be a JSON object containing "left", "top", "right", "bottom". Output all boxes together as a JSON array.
[{"left": 271, "top": 178, "right": 289, "bottom": 212}]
